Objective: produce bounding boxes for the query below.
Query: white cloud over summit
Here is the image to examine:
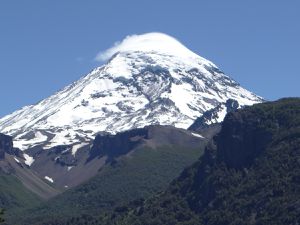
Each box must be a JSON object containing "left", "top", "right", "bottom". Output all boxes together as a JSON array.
[{"left": 94, "top": 32, "right": 198, "bottom": 62}]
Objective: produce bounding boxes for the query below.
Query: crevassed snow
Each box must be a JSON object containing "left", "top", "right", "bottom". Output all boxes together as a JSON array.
[
  {"left": 23, "top": 153, "right": 35, "bottom": 166},
  {"left": 44, "top": 176, "right": 54, "bottom": 183},
  {"left": 0, "top": 33, "right": 263, "bottom": 150}
]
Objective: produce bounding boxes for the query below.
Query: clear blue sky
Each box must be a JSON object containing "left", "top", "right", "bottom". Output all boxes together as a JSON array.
[{"left": 0, "top": 0, "right": 299, "bottom": 117}]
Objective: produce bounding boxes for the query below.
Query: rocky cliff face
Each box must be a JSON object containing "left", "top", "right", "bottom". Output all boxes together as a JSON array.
[
  {"left": 89, "top": 125, "right": 207, "bottom": 161},
  {"left": 188, "top": 99, "right": 240, "bottom": 131}
]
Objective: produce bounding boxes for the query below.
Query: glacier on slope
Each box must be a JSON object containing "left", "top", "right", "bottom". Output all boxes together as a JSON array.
[{"left": 0, "top": 32, "right": 263, "bottom": 151}]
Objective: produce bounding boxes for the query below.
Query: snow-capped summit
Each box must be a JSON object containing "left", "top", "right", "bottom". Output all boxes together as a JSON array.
[
  {"left": 0, "top": 32, "right": 263, "bottom": 151},
  {"left": 95, "top": 32, "right": 213, "bottom": 64}
]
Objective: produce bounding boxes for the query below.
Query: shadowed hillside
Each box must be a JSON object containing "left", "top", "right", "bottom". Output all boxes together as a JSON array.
[{"left": 94, "top": 98, "right": 300, "bottom": 225}]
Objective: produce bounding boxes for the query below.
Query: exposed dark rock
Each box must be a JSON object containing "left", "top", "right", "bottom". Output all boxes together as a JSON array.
[
  {"left": 225, "top": 98, "right": 239, "bottom": 111},
  {"left": 89, "top": 128, "right": 147, "bottom": 161},
  {"left": 0, "top": 133, "right": 13, "bottom": 159},
  {"left": 88, "top": 125, "right": 207, "bottom": 162},
  {"left": 189, "top": 99, "right": 240, "bottom": 131},
  {"left": 47, "top": 145, "right": 77, "bottom": 166}
]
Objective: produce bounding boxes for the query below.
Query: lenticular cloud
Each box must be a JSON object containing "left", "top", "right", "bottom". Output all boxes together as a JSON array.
[{"left": 95, "top": 32, "right": 196, "bottom": 62}]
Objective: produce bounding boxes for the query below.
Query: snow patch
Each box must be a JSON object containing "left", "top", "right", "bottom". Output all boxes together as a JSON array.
[
  {"left": 216, "top": 106, "right": 228, "bottom": 123},
  {"left": 13, "top": 131, "right": 48, "bottom": 151},
  {"left": 71, "top": 143, "right": 88, "bottom": 156},
  {"left": 23, "top": 153, "right": 35, "bottom": 166},
  {"left": 44, "top": 176, "right": 54, "bottom": 183},
  {"left": 191, "top": 132, "right": 204, "bottom": 138},
  {"left": 14, "top": 157, "right": 20, "bottom": 163}
]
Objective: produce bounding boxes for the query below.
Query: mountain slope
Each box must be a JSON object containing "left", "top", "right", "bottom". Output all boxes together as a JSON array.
[
  {"left": 94, "top": 98, "right": 300, "bottom": 225},
  {"left": 10, "top": 125, "right": 217, "bottom": 225},
  {"left": 0, "top": 33, "right": 262, "bottom": 152},
  {"left": 0, "top": 174, "right": 41, "bottom": 216},
  {"left": 0, "top": 134, "right": 42, "bottom": 220},
  {"left": 0, "top": 133, "right": 60, "bottom": 200}
]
